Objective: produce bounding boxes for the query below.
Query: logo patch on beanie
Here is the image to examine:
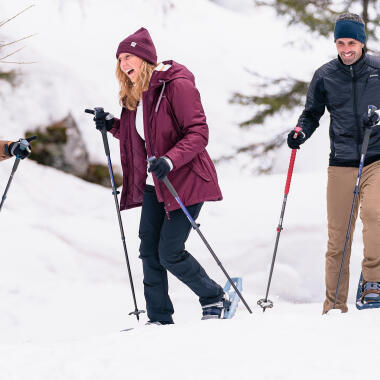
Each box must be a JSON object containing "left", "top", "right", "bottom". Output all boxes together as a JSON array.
[{"left": 131, "top": 42, "right": 136, "bottom": 47}]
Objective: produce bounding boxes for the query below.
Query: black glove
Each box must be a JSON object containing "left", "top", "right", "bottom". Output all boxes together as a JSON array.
[
  {"left": 8, "top": 136, "right": 36, "bottom": 159},
  {"left": 361, "top": 110, "right": 380, "bottom": 128},
  {"left": 148, "top": 157, "right": 171, "bottom": 181},
  {"left": 287, "top": 127, "right": 307, "bottom": 149},
  {"left": 94, "top": 110, "right": 114, "bottom": 131}
]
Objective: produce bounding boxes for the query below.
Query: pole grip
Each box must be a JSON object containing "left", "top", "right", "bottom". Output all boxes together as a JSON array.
[
  {"left": 147, "top": 156, "right": 179, "bottom": 198},
  {"left": 284, "top": 149, "right": 297, "bottom": 195}
]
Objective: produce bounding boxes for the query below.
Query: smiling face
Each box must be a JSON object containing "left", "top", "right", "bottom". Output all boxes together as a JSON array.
[
  {"left": 336, "top": 38, "right": 364, "bottom": 65},
  {"left": 118, "top": 53, "right": 143, "bottom": 83}
]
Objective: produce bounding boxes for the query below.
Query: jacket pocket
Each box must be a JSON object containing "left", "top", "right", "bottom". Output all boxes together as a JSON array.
[{"left": 187, "top": 152, "right": 211, "bottom": 182}]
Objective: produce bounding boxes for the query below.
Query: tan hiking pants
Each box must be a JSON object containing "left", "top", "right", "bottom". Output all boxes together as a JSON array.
[{"left": 323, "top": 161, "right": 380, "bottom": 313}]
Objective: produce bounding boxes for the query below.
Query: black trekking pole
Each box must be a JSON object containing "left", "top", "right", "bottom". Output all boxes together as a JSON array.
[
  {"left": 147, "top": 156, "right": 253, "bottom": 315},
  {"left": 333, "top": 105, "right": 378, "bottom": 310},
  {"left": 85, "top": 107, "right": 145, "bottom": 321},
  {"left": 0, "top": 136, "right": 37, "bottom": 212},
  {"left": 257, "top": 126, "right": 302, "bottom": 312}
]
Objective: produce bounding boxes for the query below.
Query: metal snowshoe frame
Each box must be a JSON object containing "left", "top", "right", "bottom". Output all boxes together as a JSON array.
[{"left": 223, "top": 277, "right": 242, "bottom": 319}]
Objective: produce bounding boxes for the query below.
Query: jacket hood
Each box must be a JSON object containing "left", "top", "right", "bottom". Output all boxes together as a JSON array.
[{"left": 150, "top": 60, "right": 195, "bottom": 87}]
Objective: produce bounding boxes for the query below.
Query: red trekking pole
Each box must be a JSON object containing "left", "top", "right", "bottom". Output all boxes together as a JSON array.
[{"left": 257, "top": 126, "right": 302, "bottom": 312}]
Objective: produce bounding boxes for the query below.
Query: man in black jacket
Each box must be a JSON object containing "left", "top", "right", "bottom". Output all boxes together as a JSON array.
[{"left": 288, "top": 12, "right": 380, "bottom": 313}]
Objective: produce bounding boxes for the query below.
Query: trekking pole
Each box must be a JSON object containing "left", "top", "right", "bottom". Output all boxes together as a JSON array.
[
  {"left": 0, "top": 136, "right": 37, "bottom": 212},
  {"left": 147, "top": 156, "right": 252, "bottom": 315},
  {"left": 85, "top": 107, "right": 145, "bottom": 321},
  {"left": 333, "top": 105, "right": 378, "bottom": 309},
  {"left": 257, "top": 126, "right": 302, "bottom": 312}
]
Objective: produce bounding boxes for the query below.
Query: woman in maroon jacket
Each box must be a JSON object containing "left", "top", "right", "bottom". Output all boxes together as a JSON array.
[{"left": 95, "top": 27, "right": 225, "bottom": 324}]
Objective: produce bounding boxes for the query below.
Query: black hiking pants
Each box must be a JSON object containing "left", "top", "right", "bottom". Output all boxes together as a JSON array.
[{"left": 139, "top": 185, "right": 223, "bottom": 323}]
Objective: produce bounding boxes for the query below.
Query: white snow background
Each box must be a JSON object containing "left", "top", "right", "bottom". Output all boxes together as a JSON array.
[{"left": 0, "top": 1, "right": 379, "bottom": 379}]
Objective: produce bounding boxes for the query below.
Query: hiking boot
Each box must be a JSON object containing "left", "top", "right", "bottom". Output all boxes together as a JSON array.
[{"left": 201, "top": 297, "right": 231, "bottom": 320}]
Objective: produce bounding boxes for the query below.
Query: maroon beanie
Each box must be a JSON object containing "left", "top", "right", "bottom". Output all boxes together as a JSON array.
[{"left": 116, "top": 27, "right": 157, "bottom": 64}]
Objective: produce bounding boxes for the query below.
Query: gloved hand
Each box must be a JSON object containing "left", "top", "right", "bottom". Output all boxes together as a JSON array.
[
  {"left": 94, "top": 110, "right": 114, "bottom": 131},
  {"left": 148, "top": 157, "right": 171, "bottom": 181},
  {"left": 361, "top": 110, "right": 380, "bottom": 128},
  {"left": 8, "top": 136, "right": 37, "bottom": 159},
  {"left": 287, "top": 127, "right": 307, "bottom": 149}
]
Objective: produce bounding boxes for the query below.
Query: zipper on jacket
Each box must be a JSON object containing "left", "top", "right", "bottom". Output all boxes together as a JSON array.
[
  {"left": 143, "top": 90, "right": 168, "bottom": 210},
  {"left": 350, "top": 65, "right": 361, "bottom": 159},
  {"left": 155, "top": 81, "right": 166, "bottom": 113},
  {"left": 128, "top": 111, "right": 136, "bottom": 202}
]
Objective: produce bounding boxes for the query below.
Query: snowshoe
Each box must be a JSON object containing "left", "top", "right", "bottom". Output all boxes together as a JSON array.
[
  {"left": 201, "top": 298, "right": 231, "bottom": 320},
  {"left": 201, "top": 277, "right": 242, "bottom": 320},
  {"left": 223, "top": 277, "right": 242, "bottom": 319},
  {"left": 356, "top": 273, "right": 380, "bottom": 310}
]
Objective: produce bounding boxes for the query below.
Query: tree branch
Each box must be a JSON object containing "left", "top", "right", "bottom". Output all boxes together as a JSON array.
[
  {"left": 0, "top": 33, "right": 37, "bottom": 48},
  {"left": 0, "top": 5, "right": 35, "bottom": 28}
]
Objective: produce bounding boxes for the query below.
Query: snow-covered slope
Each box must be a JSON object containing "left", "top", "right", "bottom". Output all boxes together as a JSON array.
[
  {"left": 2, "top": 309, "right": 380, "bottom": 380},
  {"left": 0, "top": 157, "right": 375, "bottom": 380},
  {"left": 0, "top": 1, "right": 377, "bottom": 379}
]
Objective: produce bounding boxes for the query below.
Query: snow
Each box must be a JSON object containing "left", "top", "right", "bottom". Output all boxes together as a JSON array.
[
  {"left": 0, "top": 159, "right": 373, "bottom": 379},
  {"left": 0, "top": 1, "right": 378, "bottom": 379},
  {"left": 3, "top": 309, "right": 380, "bottom": 380}
]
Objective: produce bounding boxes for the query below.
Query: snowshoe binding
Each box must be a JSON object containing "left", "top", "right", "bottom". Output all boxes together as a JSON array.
[
  {"left": 201, "top": 277, "right": 242, "bottom": 320},
  {"left": 356, "top": 273, "right": 380, "bottom": 310}
]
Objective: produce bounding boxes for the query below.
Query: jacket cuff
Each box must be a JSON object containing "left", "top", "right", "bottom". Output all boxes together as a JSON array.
[
  {"left": 109, "top": 118, "right": 120, "bottom": 138},
  {"left": 163, "top": 156, "right": 173, "bottom": 171}
]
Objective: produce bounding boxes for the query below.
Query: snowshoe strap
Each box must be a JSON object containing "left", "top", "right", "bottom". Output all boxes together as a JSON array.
[
  {"left": 361, "top": 282, "right": 380, "bottom": 302},
  {"left": 202, "top": 301, "right": 223, "bottom": 309}
]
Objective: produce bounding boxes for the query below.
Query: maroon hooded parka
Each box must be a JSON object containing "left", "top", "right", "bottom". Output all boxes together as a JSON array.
[{"left": 110, "top": 60, "right": 223, "bottom": 213}]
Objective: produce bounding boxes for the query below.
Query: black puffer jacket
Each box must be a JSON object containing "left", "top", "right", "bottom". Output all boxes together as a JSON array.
[{"left": 298, "top": 52, "right": 380, "bottom": 167}]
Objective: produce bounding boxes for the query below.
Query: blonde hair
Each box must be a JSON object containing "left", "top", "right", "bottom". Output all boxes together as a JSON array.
[{"left": 116, "top": 59, "right": 156, "bottom": 111}]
